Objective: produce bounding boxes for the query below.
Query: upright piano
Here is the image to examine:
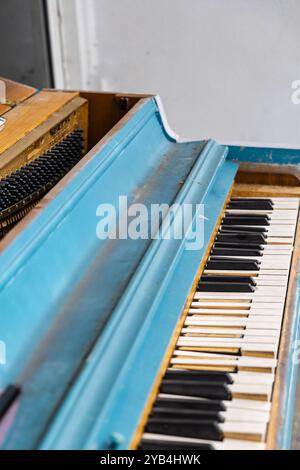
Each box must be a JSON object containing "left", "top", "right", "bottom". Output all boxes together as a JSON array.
[{"left": 0, "top": 78, "right": 300, "bottom": 450}]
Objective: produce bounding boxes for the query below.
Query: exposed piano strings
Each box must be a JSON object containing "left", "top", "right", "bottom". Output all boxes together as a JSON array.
[
  {"left": 133, "top": 196, "right": 299, "bottom": 450},
  {"left": 0, "top": 129, "right": 84, "bottom": 239}
]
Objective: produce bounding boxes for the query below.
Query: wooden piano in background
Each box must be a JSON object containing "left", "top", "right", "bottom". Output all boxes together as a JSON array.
[{"left": 0, "top": 78, "right": 300, "bottom": 450}]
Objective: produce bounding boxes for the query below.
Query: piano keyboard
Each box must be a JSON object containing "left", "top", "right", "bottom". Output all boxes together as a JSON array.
[{"left": 138, "top": 197, "right": 299, "bottom": 450}]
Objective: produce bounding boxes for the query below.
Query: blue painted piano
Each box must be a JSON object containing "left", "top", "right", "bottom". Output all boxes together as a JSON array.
[{"left": 0, "top": 82, "right": 299, "bottom": 450}]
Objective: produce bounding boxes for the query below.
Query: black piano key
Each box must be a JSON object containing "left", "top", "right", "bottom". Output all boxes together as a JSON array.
[
  {"left": 227, "top": 201, "right": 274, "bottom": 210},
  {"left": 209, "top": 255, "right": 260, "bottom": 263},
  {"left": 200, "top": 275, "right": 256, "bottom": 286},
  {"left": 165, "top": 369, "right": 233, "bottom": 384},
  {"left": 139, "top": 438, "right": 214, "bottom": 450},
  {"left": 146, "top": 418, "right": 223, "bottom": 441},
  {"left": 0, "top": 385, "right": 21, "bottom": 420},
  {"left": 225, "top": 211, "right": 271, "bottom": 218},
  {"left": 220, "top": 226, "right": 267, "bottom": 233},
  {"left": 160, "top": 381, "right": 232, "bottom": 401},
  {"left": 216, "top": 233, "right": 266, "bottom": 244},
  {"left": 218, "top": 228, "right": 267, "bottom": 237},
  {"left": 227, "top": 204, "right": 273, "bottom": 211},
  {"left": 206, "top": 259, "right": 260, "bottom": 271},
  {"left": 209, "top": 254, "right": 260, "bottom": 262},
  {"left": 214, "top": 242, "right": 264, "bottom": 250},
  {"left": 197, "top": 282, "right": 254, "bottom": 293},
  {"left": 230, "top": 197, "right": 274, "bottom": 204},
  {"left": 151, "top": 407, "right": 225, "bottom": 423},
  {"left": 222, "top": 216, "right": 270, "bottom": 226},
  {"left": 155, "top": 396, "right": 226, "bottom": 412},
  {"left": 211, "top": 248, "right": 262, "bottom": 257}
]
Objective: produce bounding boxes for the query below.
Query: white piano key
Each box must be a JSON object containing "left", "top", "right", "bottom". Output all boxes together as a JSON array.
[
  {"left": 266, "top": 237, "right": 294, "bottom": 241},
  {"left": 267, "top": 237, "right": 295, "bottom": 244},
  {"left": 255, "top": 278, "right": 287, "bottom": 286},
  {"left": 221, "top": 421, "right": 266, "bottom": 441},
  {"left": 209, "top": 254, "right": 291, "bottom": 263},
  {"left": 214, "top": 440, "right": 266, "bottom": 450},
  {"left": 221, "top": 218, "right": 295, "bottom": 225},
  {"left": 194, "top": 302, "right": 284, "bottom": 309},
  {"left": 194, "top": 292, "right": 285, "bottom": 300},
  {"left": 178, "top": 335, "right": 278, "bottom": 345},
  {"left": 184, "top": 317, "right": 281, "bottom": 328},
  {"left": 271, "top": 203, "right": 299, "bottom": 209},
  {"left": 266, "top": 235, "right": 295, "bottom": 241},
  {"left": 212, "top": 251, "right": 291, "bottom": 258},
  {"left": 207, "top": 260, "right": 291, "bottom": 270},
  {"left": 177, "top": 339, "right": 277, "bottom": 356},
  {"left": 142, "top": 433, "right": 266, "bottom": 450},
  {"left": 229, "top": 371, "right": 274, "bottom": 385},
  {"left": 225, "top": 210, "right": 297, "bottom": 219},
  {"left": 210, "top": 252, "right": 292, "bottom": 259},
  {"left": 194, "top": 294, "right": 254, "bottom": 300},
  {"left": 228, "top": 398, "right": 272, "bottom": 412},
  {"left": 196, "top": 294, "right": 286, "bottom": 301},
  {"left": 258, "top": 251, "right": 292, "bottom": 256},
  {"left": 256, "top": 274, "right": 288, "bottom": 280},
  {"left": 221, "top": 409, "right": 270, "bottom": 423},
  {"left": 262, "top": 245, "right": 293, "bottom": 251},
  {"left": 229, "top": 383, "right": 272, "bottom": 401},
  {"left": 171, "top": 355, "right": 277, "bottom": 372},
  {"left": 197, "top": 284, "right": 288, "bottom": 295},
  {"left": 265, "top": 229, "right": 295, "bottom": 234},
  {"left": 198, "top": 286, "right": 287, "bottom": 303},
  {"left": 182, "top": 327, "right": 279, "bottom": 337},
  {"left": 190, "top": 304, "right": 283, "bottom": 311},
  {"left": 188, "top": 309, "right": 283, "bottom": 316},
  {"left": 191, "top": 302, "right": 284, "bottom": 310},
  {"left": 265, "top": 222, "right": 295, "bottom": 227},
  {"left": 253, "top": 285, "right": 288, "bottom": 293},
  {"left": 192, "top": 298, "right": 284, "bottom": 305},
  {"left": 188, "top": 314, "right": 281, "bottom": 321}
]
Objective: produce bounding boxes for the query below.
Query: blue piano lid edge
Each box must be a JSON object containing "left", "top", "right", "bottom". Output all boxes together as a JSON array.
[
  {"left": 227, "top": 144, "right": 300, "bottom": 165},
  {"left": 39, "top": 158, "right": 238, "bottom": 450},
  {"left": 0, "top": 97, "right": 171, "bottom": 286}
]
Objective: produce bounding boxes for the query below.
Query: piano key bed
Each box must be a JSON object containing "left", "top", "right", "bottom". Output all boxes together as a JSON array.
[{"left": 136, "top": 197, "right": 299, "bottom": 450}]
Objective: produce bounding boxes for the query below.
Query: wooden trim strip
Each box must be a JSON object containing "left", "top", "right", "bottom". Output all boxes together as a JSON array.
[{"left": 232, "top": 183, "right": 300, "bottom": 198}]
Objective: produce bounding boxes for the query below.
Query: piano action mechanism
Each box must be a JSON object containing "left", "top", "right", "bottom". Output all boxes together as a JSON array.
[{"left": 0, "top": 78, "right": 300, "bottom": 450}]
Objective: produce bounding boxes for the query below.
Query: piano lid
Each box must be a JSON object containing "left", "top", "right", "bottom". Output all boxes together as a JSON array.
[{"left": 0, "top": 95, "right": 237, "bottom": 449}]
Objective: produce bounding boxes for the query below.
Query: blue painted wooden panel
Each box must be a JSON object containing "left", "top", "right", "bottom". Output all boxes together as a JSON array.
[
  {"left": 38, "top": 157, "right": 237, "bottom": 450},
  {"left": 228, "top": 144, "right": 300, "bottom": 165},
  {"left": 0, "top": 96, "right": 238, "bottom": 449}
]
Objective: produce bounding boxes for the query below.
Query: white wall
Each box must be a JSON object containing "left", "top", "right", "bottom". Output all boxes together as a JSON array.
[{"left": 48, "top": 0, "right": 300, "bottom": 145}]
